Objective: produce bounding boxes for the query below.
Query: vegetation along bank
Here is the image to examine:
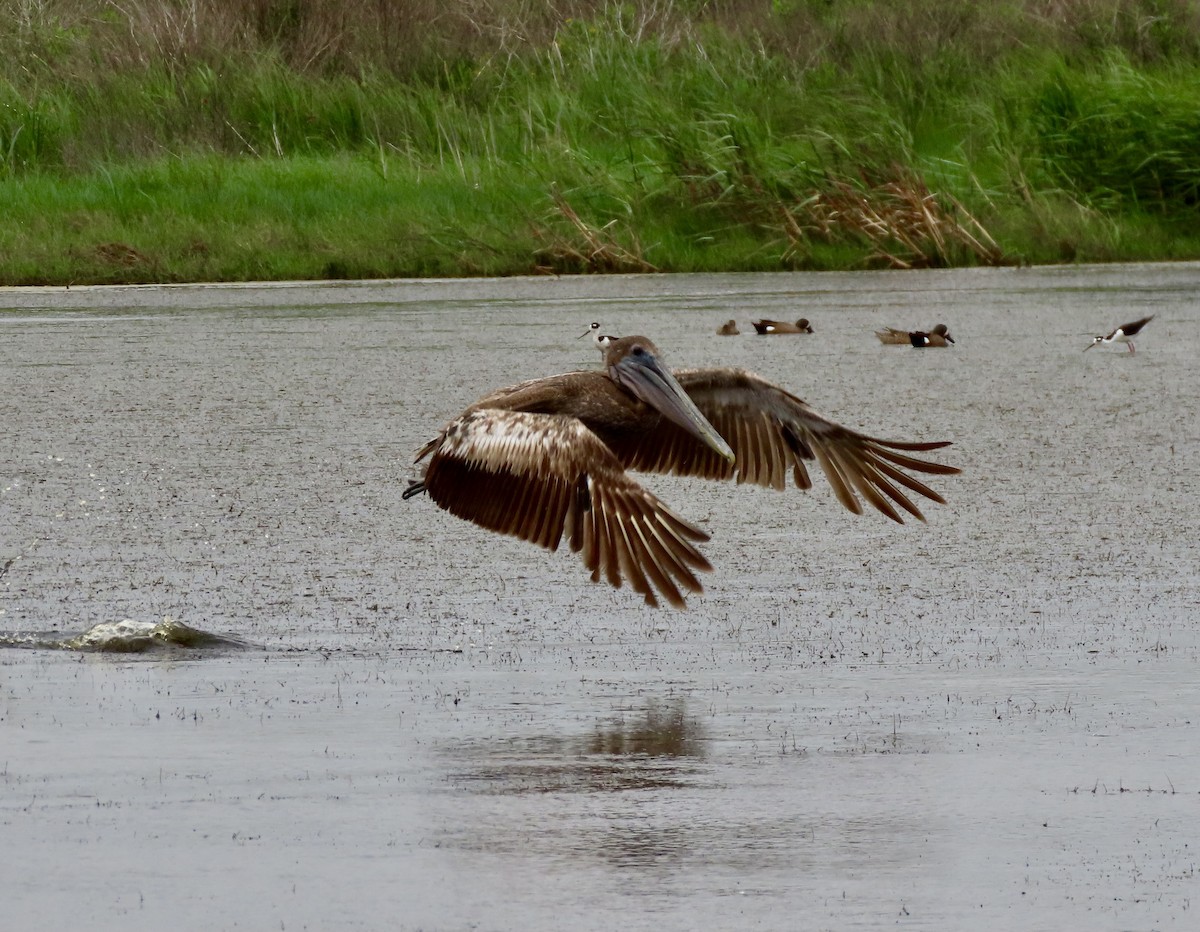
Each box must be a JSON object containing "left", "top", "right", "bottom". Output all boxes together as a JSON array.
[{"left": 3, "top": 1, "right": 1200, "bottom": 285}]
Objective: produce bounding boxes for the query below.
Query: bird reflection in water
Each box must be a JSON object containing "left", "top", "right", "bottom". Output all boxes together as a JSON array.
[
  {"left": 446, "top": 699, "right": 706, "bottom": 797},
  {"left": 585, "top": 699, "right": 704, "bottom": 760},
  {"left": 437, "top": 700, "right": 807, "bottom": 874}
]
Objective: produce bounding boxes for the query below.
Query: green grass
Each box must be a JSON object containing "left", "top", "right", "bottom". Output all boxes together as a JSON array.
[
  {"left": 3, "top": 1, "right": 1200, "bottom": 284},
  {"left": 0, "top": 155, "right": 554, "bottom": 283},
  {"left": 1025, "top": 55, "right": 1200, "bottom": 210}
]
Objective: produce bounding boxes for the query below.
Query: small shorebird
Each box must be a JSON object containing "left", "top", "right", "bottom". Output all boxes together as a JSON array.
[
  {"left": 909, "top": 324, "right": 955, "bottom": 348},
  {"left": 875, "top": 324, "right": 953, "bottom": 346},
  {"left": 1084, "top": 315, "right": 1154, "bottom": 354},
  {"left": 404, "top": 331, "right": 958, "bottom": 608},
  {"left": 752, "top": 318, "right": 814, "bottom": 335},
  {"left": 717, "top": 320, "right": 740, "bottom": 336},
  {"left": 580, "top": 321, "right": 617, "bottom": 347}
]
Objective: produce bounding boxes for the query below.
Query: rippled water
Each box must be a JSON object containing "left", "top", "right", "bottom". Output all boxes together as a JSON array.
[
  {"left": 0, "top": 616, "right": 248, "bottom": 652},
  {"left": 2, "top": 265, "right": 1198, "bottom": 930}
]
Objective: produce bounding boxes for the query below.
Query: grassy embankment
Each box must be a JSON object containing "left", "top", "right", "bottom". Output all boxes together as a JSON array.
[{"left": 2, "top": 1, "right": 1200, "bottom": 285}]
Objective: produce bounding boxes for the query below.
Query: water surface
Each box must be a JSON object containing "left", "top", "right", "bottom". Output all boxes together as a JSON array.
[{"left": 2, "top": 265, "right": 1198, "bottom": 930}]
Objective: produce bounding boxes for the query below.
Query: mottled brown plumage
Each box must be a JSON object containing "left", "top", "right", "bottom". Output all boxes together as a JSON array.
[
  {"left": 405, "top": 335, "right": 959, "bottom": 608},
  {"left": 876, "top": 324, "right": 954, "bottom": 346},
  {"left": 909, "top": 324, "right": 955, "bottom": 348},
  {"left": 875, "top": 326, "right": 912, "bottom": 345}
]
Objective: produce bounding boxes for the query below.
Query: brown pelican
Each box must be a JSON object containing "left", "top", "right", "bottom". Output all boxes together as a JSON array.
[
  {"left": 753, "top": 318, "right": 814, "bottom": 335},
  {"left": 717, "top": 320, "right": 740, "bottom": 336},
  {"left": 403, "top": 334, "right": 959, "bottom": 608},
  {"left": 875, "top": 324, "right": 953, "bottom": 346},
  {"left": 908, "top": 324, "right": 955, "bottom": 348},
  {"left": 1084, "top": 315, "right": 1153, "bottom": 354}
]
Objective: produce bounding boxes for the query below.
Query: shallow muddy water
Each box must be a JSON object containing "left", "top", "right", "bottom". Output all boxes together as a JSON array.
[{"left": 2, "top": 265, "right": 1198, "bottom": 930}]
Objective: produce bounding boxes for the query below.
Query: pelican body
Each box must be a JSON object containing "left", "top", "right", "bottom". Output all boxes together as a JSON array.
[
  {"left": 404, "top": 334, "right": 958, "bottom": 608},
  {"left": 876, "top": 324, "right": 953, "bottom": 346},
  {"left": 717, "top": 320, "right": 740, "bottom": 336},
  {"left": 1085, "top": 315, "right": 1154, "bottom": 354},
  {"left": 752, "top": 318, "right": 813, "bottom": 335}
]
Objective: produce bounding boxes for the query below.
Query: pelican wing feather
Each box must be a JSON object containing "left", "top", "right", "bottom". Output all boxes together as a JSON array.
[
  {"left": 417, "top": 409, "right": 712, "bottom": 608},
  {"left": 609, "top": 367, "right": 959, "bottom": 524}
]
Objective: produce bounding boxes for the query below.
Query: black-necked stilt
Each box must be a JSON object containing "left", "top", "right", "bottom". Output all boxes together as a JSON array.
[
  {"left": 908, "top": 324, "right": 955, "bottom": 348},
  {"left": 579, "top": 321, "right": 617, "bottom": 348},
  {"left": 752, "top": 318, "right": 814, "bottom": 335},
  {"left": 716, "top": 320, "right": 740, "bottom": 336},
  {"left": 1085, "top": 315, "right": 1154, "bottom": 354}
]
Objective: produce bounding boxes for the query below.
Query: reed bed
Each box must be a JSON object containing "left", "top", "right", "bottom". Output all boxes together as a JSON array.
[{"left": 3, "top": 0, "right": 1200, "bottom": 283}]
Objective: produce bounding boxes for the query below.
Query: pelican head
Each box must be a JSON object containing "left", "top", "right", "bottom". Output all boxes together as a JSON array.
[{"left": 602, "top": 336, "right": 736, "bottom": 464}]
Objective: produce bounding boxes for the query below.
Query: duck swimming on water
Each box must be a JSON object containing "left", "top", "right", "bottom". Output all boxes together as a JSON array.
[
  {"left": 752, "top": 318, "right": 814, "bottom": 335},
  {"left": 908, "top": 324, "right": 955, "bottom": 348},
  {"left": 876, "top": 324, "right": 954, "bottom": 346}
]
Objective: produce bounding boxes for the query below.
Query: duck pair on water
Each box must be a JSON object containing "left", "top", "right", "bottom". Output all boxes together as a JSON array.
[
  {"left": 717, "top": 319, "right": 813, "bottom": 336},
  {"left": 720, "top": 318, "right": 952, "bottom": 346},
  {"left": 875, "top": 324, "right": 955, "bottom": 348}
]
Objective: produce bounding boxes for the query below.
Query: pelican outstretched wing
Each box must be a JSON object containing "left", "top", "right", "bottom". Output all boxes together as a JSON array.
[
  {"left": 610, "top": 368, "right": 960, "bottom": 524},
  {"left": 409, "top": 409, "right": 712, "bottom": 608}
]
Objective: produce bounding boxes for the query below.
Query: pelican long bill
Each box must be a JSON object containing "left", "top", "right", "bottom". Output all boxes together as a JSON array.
[{"left": 608, "top": 342, "right": 736, "bottom": 465}]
